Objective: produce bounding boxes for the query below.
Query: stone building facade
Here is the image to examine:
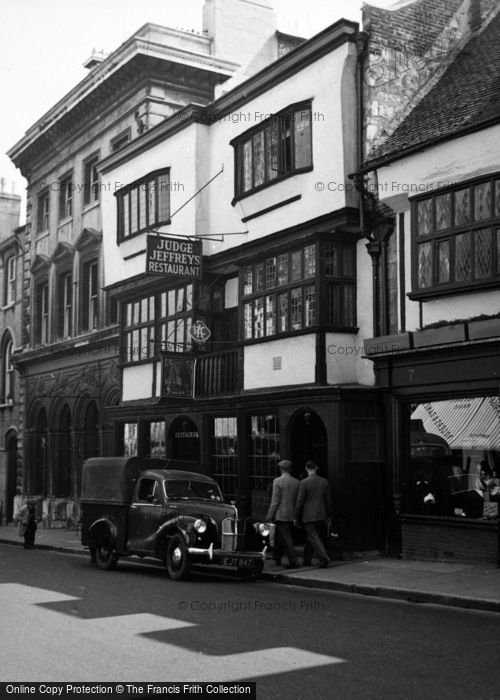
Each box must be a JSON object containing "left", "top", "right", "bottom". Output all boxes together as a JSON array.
[{"left": 0, "top": 181, "right": 23, "bottom": 523}]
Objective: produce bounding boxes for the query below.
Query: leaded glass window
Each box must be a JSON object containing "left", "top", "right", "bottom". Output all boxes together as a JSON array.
[
  {"left": 412, "top": 174, "right": 500, "bottom": 294},
  {"left": 234, "top": 102, "right": 312, "bottom": 198},
  {"left": 475, "top": 228, "right": 492, "bottom": 279},
  {"left": 418, "top": 242, "right": 432, "bottom": 288}
]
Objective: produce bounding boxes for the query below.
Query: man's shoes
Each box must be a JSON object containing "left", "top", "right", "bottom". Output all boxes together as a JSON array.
[
  {"left": 318, "top": 558, "right": 332, "bottom": 569},
  {"left": 285, "top": 563, "right": 300, "bottom": 569}
]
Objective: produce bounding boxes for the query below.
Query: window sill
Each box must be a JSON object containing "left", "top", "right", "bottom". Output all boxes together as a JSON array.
[
  {"left": 57, "top": 216, "right": 73, "bottom": 227},
  {"left": 408, "top": 279, "right": 500, "bottom": 301},
  {"left": 1, "top": 303, "right": 15, "bottom": 311},
  {"left": 82, "top": 200, "right": 99, "bottom": 214},
  {"left": 231, "top": 166, "right": 313, "bottom": 206},
  {"left": 0, "top": 401, "right": 14, "bottom": 409},
  {"left": 117, "top": 219, "right": 172, "bottom": 245}
]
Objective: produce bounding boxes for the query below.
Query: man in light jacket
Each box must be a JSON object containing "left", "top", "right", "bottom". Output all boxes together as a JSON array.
[
  {"left": 266, "top": 459, "right": 300, "bottom": 568},
  {"left": 295, "top": 460, "right": 332, "bottom": 568}
]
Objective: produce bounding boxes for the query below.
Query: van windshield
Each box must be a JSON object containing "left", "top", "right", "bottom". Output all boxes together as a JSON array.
[{"left": 164, "top": 480, "right": 223, "bottom": 502}]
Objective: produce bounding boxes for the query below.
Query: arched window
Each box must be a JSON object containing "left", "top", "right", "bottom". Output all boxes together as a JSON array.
[{"left": 1, "top": 334, "right": 14, "bottom": 403}]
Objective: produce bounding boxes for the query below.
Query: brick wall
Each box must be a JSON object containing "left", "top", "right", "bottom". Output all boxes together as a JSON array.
[
  {"left": 402, "top": 516, "right": 498, "bottom": 565},
  {"left": 362, "top": 0, "right": 499, "bottom": 159}
]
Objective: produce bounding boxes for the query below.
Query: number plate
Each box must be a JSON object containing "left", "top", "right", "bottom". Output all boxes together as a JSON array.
[{"left": 223, "top": 557, "right": 255, "bottom": 568}]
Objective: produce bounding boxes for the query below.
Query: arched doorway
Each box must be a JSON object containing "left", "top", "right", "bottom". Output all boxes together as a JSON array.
[
  {"left": 289, "top": 410, "right": 328, "bottom": 478},
  {"left": 55, "top": 404, "right": 72, "bottom": 497},
  {"left": 5, "top": 431, "right": 18, "bottom": 522}
]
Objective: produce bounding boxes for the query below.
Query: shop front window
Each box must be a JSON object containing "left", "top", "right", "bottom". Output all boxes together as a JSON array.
[
  {"left": 248, "top": 415, "right": 280, "bottom": 518},
  {"left": 123, "top": 423, "right": 138, "bottom": 457},
  {"left": 147, "top": 421, "right": 166, "bottom": 458},
  {"left": 211, "top": 417, "right": 238, "bottom": 502},
  {"left": 407, "top": 397, "right": 500, "bottom": 519}
]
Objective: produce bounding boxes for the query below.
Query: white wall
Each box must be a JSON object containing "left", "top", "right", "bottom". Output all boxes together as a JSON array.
[
  {"left": 244, "top": 335, "right": 316, "bottom": 390},
  {"left": 325, "top": 332, "right": 374, "bottom": 386},
  {"left": 122, "top": 364, "right": 154, "bottom": 401}
]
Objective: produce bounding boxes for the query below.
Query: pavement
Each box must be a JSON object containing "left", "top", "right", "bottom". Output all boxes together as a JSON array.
[{"left": 1, "top": 523, "right": 500, "bottom": 613}]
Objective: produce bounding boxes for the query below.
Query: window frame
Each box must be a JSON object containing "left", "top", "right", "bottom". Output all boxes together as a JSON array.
[
  {"left": 83, "top": 153, "right": 100, "bottom": 207},
  {"left": 56, "top": 270, "right": 73, "bottom": 339},
  {"left": 231, "top": 100, "right": 313, "bottom": 201},
  {"left": 4, "top": 255, "right": 16, "bottom": 306},
  {"left": 116, "top": 168, "right": 171, "bottom": 243},
  {"left": 58, "top": 171, "right": 73, "bottom": 221},
  {"left": 81, "top": 259, "right": 99, "bottom": 333},
  {"left": 34, "top": 281, "right": 49, "bottom": 346},
  {"left": 110, "top": 128, "right": 131, "bottom": 153},
  {"left": 410, "top": 172, "right": 500, "bottom": 299},
  {"left": 1, "top": 334, "right": 14, "bottom": 403},
  {"left": 240, "top": 238, "right": 357, "bottom": 343},
  {"left": 37, "top": 190, "right": 50, "bottom": 233},
  {"left": 121, "top": 282, "right": 193, "bottom": 366}
]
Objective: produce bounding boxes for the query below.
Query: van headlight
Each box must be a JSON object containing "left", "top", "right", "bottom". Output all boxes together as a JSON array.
[{"left": 194, "top": 519, "right": 207, "bottom": 533}]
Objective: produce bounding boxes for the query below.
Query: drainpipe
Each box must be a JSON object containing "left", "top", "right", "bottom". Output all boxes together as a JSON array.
[{"left": 355, "top": 31, "right": 369, "bottom": 238}]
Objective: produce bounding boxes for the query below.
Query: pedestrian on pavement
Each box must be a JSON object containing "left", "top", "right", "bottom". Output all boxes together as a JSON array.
[
  {"left": 16, "top": 499, "right": 37, "bottom": 549},
  {"left": 266, "top": 459, "right": 300, "bottom": 569},
  {"left": 294, "top": 460, "right": 332, "bottom": 568}
]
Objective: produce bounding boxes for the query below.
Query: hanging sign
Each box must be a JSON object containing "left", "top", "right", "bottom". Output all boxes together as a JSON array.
[{"left": 146, "top": 235, "right": 202, "bottom": 278}]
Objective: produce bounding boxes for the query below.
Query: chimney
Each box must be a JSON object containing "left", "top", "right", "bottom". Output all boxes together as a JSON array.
[
  {"left": 0, "top": 180, "right": 21, "bottom": 237},
  {"left": 203, "top": 0, "right": 277, "bottom": 92},
  {"left": 83, "top": 49, "right": 108, "bottom": 70}
]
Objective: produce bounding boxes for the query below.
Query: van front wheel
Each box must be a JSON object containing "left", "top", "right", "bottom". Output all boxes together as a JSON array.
[{"left": 166, "top": 534, "right": 191, "bottom": 580}]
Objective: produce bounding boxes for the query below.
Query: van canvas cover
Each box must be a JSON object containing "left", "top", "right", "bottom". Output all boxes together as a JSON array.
[{"left": 81, "top": 457, "right": 167, "bottom": 504}]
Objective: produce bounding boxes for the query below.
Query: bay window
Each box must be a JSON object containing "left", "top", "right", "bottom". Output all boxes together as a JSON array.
[
  {"left": 122, "top": 283, "right": 193, "bottom": 364},
  {"left": 241, "top": 239, "right": 356, "bottom": 340}
]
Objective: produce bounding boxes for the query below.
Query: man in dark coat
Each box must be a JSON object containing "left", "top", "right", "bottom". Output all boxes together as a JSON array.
[
  {"left": 266, "top": 459, "right": 300, "bottom": 568},
  {"left": 295, "top": 460, "right": 331, "bottom": 568},
  {"left": 17, "top": 499, "right": 37, "bottom": 549}
]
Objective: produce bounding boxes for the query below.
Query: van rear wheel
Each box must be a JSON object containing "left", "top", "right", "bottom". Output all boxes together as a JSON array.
[{"left": 95, "top": 542, "right": 118, "bottom": 570}]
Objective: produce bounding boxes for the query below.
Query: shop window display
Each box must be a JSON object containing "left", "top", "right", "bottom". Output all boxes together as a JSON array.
[{"left": 407, "top": 397, "right": 500, "bottom": 519}]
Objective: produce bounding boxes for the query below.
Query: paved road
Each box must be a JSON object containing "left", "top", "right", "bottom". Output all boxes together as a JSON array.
[{"left": 1, "top": 545, "right": 499, "bottom": 700}]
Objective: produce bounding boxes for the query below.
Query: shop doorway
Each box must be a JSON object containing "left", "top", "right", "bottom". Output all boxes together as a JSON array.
[
  {"left": 168, "top": 417, "right": 200, "bottom": 462},
  {"left": 289, "top": 410, "right": 328, "bottom": 478},
  {"left": 5, "top": 432, "right": 17, "bottom": 522}
]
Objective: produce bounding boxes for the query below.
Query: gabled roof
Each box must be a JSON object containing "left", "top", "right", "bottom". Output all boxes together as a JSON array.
[{"left": 365, "top": 9, "right": 500, "bottom": 167}]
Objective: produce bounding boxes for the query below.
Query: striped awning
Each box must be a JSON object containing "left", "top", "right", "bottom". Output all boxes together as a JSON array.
[{"left": 411, "top": 397, "right": 500, "bottom": 451}]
